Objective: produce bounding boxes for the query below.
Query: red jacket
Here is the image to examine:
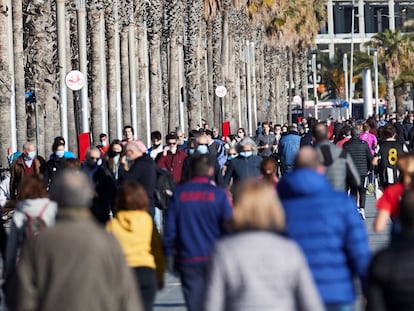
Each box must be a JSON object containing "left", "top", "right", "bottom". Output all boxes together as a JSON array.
[{"left": 156, "top": 150, "right": 187, "bottom": 184}]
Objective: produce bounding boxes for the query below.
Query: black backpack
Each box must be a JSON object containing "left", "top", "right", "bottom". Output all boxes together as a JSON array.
[{"left": 154, "top": 168, "right": 176, "bottom": 210}]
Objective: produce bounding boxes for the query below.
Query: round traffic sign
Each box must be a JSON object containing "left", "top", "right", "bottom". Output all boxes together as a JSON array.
[
  {"left": 293, "top": 95, "right": 302, "bottom": 105},
  {"left": 215, "top": 85, "right": 227, "bottom": 98},
  {"left": 65, "top": 70, "right": 85, "bottom": 91}
]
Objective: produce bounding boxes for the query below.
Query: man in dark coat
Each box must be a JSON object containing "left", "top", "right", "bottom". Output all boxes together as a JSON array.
[
  {"left": 343, "top": 127, "right": 373, "bottom": 219},
  {"left": 120, "top": 142, "right": 157, "bottom": 217}
]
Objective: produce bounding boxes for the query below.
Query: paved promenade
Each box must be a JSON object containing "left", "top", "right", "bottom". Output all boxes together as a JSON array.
[{"left": 154, "top": 193, "right": 391, "bottom": 311}]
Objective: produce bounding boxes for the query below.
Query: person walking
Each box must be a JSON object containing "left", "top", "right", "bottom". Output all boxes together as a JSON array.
[
  {"left": 278, "top": 125, "right": 301, "bottom": 175},
  {"left": 277, "top": 146, "right": 371, "bottom": 310},
  {"left": 107, "top": 181, "right": 165, "bottom": 311},
  {"left": 6, "top": 168, "right": 142, "bottom": 311},
  {"left": 367, "top": 188, "right": 414, "bottom": 310},
  {"left": 163, "top": 154, "right": 233, "bottom": 311},
  {"left": 223, "top": 137, "right": 262, "bottom": 188},
  {"left": 10, "top": 142, "right": 46, "bottom": 201},
  {"left": 313, "top": 122, "right": 360, "bottom": 191},
  {"left": 343, "top": 127, "right": 373, "bottom": 219},
  {"left": 120, "top": 142, "right": 157, "bottom": 217},
  {"left": 204, "top": 179, "right": 323, "bottom": 311}
]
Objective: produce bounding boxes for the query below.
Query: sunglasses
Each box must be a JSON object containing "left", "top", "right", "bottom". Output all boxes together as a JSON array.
[
  {"left": 90, "top": 157, "right": 100, "bottom": 161},
  {"left": 168, "top": 142, "right": 177, "bottom": 146}
]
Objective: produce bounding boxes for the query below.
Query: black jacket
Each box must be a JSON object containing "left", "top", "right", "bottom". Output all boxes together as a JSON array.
[
  {"left": 343, "top": 138, "right": 373, "bottom": 176},
  {"left": 367, "top": 232, "right": 414, "bottom": 311},
  {"left": 119, "top": 154, "right": 157, "bottom": 216}
]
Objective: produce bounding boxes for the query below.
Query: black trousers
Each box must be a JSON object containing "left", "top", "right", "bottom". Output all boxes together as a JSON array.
[{"left": 133, "top": 267, "right": 157, "bottom": 311}]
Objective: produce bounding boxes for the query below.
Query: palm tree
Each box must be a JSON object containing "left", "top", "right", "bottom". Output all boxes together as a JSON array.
[
  {"left": 25, "top": 0, "right": 59, "bottom": 156},
  {"left": 89, "top": 0, "right": 106, "bottom": 144},
  {"left": 147, "top": 0, "right": 164, "bottom": 133},
  {"left": 13, "top": 0, "right": 27, "bottom": 149},
  {"left": 164, "top": 0, "right": 184, "bottom": 132},
  {"left": 184, "top": 0, "right": 204, "bottom": 129},
  {"left": 0, "top": 0, "right": 12, "bottom": 166},
  {"left": 367, "top": 29, "right": 414, "bottom": 114}
]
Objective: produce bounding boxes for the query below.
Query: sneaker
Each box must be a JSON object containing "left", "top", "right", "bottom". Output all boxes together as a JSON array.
[{"left": 358, "top": 208, "right": 366, "bottom": 220}]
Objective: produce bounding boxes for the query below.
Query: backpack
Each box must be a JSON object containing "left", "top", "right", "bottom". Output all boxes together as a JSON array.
[
  {"left": 19, "top": 203, "right": 49, "bottom": 245},
  {"left": 154, "top": 168, "right": 176, "bottom": 210}
]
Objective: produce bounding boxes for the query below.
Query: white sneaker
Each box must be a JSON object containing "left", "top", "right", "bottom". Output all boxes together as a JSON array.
[{"left": 358, "top": 208, "right": 366, "bottom": 220}]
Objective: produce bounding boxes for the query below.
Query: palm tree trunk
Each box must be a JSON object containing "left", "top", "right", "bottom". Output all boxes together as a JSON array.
[
  {"left": 121, "top": 27, "right": 131, "bottom": 127},
  {"left": 386, "top": 75, "right": 396, "bottom": 113},
  {"left": 90, "top": 10, "right": 104, "bottom": 144},
  {"left": 106, "top": 14, "right": 118, "bottom": 140},
  {"left": 13, "top": 0, "right": 27, "bottom": 149},
  {"left": 0, "top": 0, "right": 12, "bottom": 165},
  {"left": 147, "top": 0, "right": 164, "bottom": 133},
  {"left": 184, "top": 0, "right": 203, "bottom": 130},
  {"left": 26, "top": 0, "right": 59, "bottom": 157}
]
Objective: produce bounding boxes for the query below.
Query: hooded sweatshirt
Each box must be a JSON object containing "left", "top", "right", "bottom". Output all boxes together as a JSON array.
[{"left": 106, "top": 210, "right": 164, "bottom": 281}]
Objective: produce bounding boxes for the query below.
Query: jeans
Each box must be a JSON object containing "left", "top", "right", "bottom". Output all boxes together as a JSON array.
[
  {"left": 178, "top": 263, "right": 208, "bottom": 311},
  {"left": 325, "top": 303, "right": 355, "bottom": 311}
]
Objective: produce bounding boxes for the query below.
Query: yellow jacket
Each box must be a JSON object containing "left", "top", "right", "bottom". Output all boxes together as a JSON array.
[{"left": 106, "top": 210, "right": 165, "bottom": 282}]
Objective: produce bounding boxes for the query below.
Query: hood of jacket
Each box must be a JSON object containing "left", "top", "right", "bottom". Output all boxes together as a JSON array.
[
  {"left": 277, "top": 169, "right": 333, "bottom": 199},
  {"left": 115, "top": 210, "right": 149, "bottom": 233}
]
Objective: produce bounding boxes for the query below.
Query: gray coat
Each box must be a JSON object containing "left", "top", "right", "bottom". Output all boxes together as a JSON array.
[
  {"left": 315, "top": 141, "right": 360, "bottom": 191},
  {"left": 203, "top": 231, "right": 324, "bottom": 311},
  {"left": 10, "top": 210, "right": 142, "bottom": 311}
]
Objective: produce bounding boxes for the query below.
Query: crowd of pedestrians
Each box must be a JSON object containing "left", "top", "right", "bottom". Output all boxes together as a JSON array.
[{"left": 1, "top": 111, "right": 414, "bottom": 310}]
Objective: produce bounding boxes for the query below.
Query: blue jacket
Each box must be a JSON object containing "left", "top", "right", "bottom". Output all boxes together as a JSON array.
[
  {"left": 163, "top": 177, "right": 233, "bottom": 264},
  {"left": 278, "top": 133, "right": 301, "bottom": 170},
  {"left": 277, "top": 169, "right": 371, "bottom": 304}
]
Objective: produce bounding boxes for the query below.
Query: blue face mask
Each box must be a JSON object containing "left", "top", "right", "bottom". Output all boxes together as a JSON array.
[
  {"left": 227, "top": 154, "right": 237, "bottom": 161},
  {"left": 188, "top": 149, "right": 195, "bottom": 155},
  {"left": 196, "top": 145, "right": 209, "bottom": 154},
  {"left": 55, "top": 150, "right": 65, "bottom": 158},
  {"left": 239, "top": 151, "right": 252, "bottom": 158},
  {"left": 27, "top": 151, "right": 36, "bottom": 160}
]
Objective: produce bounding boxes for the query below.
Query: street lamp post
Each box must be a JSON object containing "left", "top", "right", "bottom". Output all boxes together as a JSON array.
[
  {"left": 349, "top": 0, "right": 355, "bottom": 119},
  {"left": 57, "top": 0, "right": 68, "bottom": 148},
  {"left": 343, "top": 53, "right": 349, "bottom": 116},
  {"left": 76, "top": 0, "right": 89, "bottom": 134},
  {"left": 312, "top": 53, "right": 318, "bottom": 119},
  {"left": 374, "top": 51, "right": 379, "bottom": 116}
]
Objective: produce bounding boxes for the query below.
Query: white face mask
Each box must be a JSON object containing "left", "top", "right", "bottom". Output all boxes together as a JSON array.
[
  {"left": 27, "top": 151, "right": 36, "bottom": 160},
  {"left": 170, "top": 147, "right": 177, "bottom": 154},
  {"left": 102, "top": 140, "right": 108, "bottom": 146},
  {"left": 55, "top": 150, "right": 65, "bottom": 158}
]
